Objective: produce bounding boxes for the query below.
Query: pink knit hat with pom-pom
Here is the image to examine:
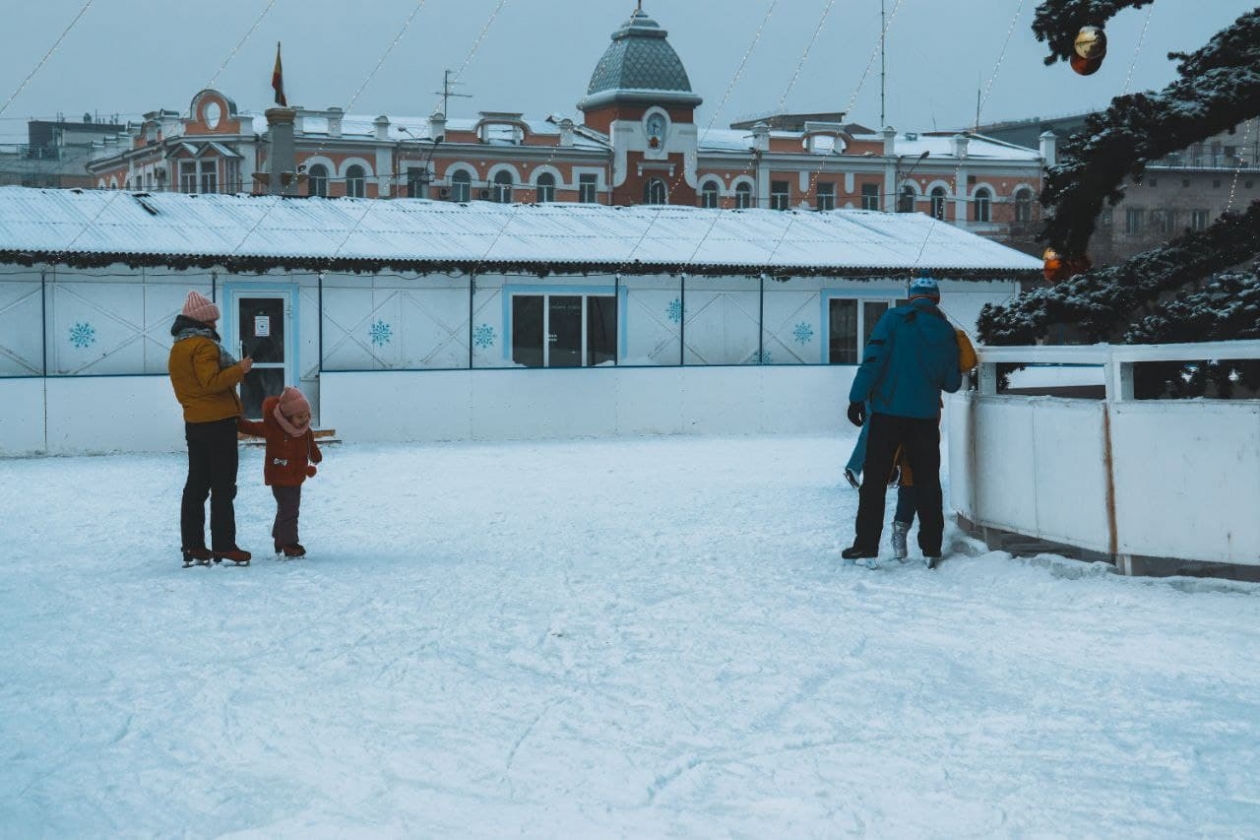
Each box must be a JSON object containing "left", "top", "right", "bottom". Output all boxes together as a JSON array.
[
  {"left": 277, "top": 386, "right": 311, "bottom": 417},
  {"left": 181, "top": 290, "right": 220, "bottom": 323}
]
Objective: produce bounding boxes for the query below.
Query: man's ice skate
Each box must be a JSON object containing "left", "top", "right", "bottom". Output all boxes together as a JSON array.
[{"left": 841, "top": 545, "right": 880, "bottom": 569}]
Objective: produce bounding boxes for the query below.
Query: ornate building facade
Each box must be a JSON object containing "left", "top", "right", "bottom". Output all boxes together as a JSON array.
[{"left": 84, "top": 7, "right": 1047, "bottom": 248}]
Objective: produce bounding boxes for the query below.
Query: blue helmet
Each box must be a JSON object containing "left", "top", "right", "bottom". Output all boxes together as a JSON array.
[{"left": 908, "top": 275, "right": 940, "bottom": 300}]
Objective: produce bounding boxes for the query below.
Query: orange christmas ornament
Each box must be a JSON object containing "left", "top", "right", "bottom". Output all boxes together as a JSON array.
[{"left": 1070, "top": 54, "right": 1103, "bottom": 76}]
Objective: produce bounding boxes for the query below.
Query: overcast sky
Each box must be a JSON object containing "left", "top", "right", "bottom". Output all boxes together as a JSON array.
[{"left": 1, "top": 0, "right": 1255, "bottom": 144}]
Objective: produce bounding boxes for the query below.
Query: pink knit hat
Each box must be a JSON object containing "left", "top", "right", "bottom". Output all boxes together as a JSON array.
[
  {"left": 182, "top": 290, "right": 220, "bottom": 323},
  {"left": 277, "top": 386, "right": 311, "bottom": 417}
]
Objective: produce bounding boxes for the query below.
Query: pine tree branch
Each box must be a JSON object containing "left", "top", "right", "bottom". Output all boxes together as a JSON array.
[{"left": 1032, "top": 0, "right": 1157, "bottom": 65}]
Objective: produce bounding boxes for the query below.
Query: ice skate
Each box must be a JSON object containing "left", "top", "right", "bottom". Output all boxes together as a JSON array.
[
  {"left": 891, "top": 521, "right": 911, "bottom": 561},
  {"left": 213, "top": 548, "right": 252, "bottom": 566},
  {"left": 182, "top": 547, "right": 212, "bottom": 567}
]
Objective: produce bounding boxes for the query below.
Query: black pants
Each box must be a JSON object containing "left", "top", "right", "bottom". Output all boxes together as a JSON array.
[
  {"left": 271, "top": 485, "right": 302, "bottom": 548},
  {"left": 853, "top": 413, "right": 944, "bottom": 555},
  {"left": 180, "top": 418, "right": 239, "bottom": 552}
]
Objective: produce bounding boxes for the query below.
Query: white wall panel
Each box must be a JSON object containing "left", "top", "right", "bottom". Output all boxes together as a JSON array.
[
  {"left": 0, "top": 379, "right": 46, "bottom": 455},
  {"left": 44, "top": 376, "right": 183, "bottom": 454}
]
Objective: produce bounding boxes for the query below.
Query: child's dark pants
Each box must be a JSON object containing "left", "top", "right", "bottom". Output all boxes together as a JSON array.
[{"left": 271, "top": 485, "right": 302, "bottom": 548}]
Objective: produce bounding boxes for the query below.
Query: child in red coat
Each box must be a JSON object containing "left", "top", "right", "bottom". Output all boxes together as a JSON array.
[{"left": 238, "top": 387, "right": 322, "bottom": 558}]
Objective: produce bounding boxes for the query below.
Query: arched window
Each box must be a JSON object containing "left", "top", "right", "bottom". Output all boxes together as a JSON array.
[
  {"left": 930, "top": 187, "right": 947, "bottom": 220},
  {"left": 535, "top": 172, "right": 555, "bottom": 203},
  {"left": 1014, "top": 188, "right": 1033, "bottom": 223},
  {"left": 700, "top": 181, "right": 719, "bottom": 208},
  {"left": 897, "top": 185, "right": 915, "bottom": 213},
  {"left": 493, "top": 170, "right": 513, "bottom": 203},
  {"left": 450, "top": 170, "right": 471, "bottom": 202},
  {"left": 973, "top": 187, "right": 991, "bottom": 223},
  {"left": 734, "top": 182, "right": 752, "bottom": 209},
  {"left": 644, "top": 177, "right": 667, "bottom": 205},
  {"left": 346, "top": 164, "right": 366, "bottom": 198},
  {"left": 308, "top": 164, "right": 329, "bottom": 198}
]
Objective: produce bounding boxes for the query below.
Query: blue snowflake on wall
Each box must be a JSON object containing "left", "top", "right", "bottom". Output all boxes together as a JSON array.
[
  {"left": 68, "top": 322, "right": 96, "bottom": 349},
  {"left": 667, "top": 298, "right": 684, "bottom": 324},
  {"left": 793, "top": 322, "right": 815, "bottom": 345},
  {"left": 369, "top": 319, "right": 393, "bottom": 347},
  {"left": 748, "top": 349, "right": 773, "bottom": 364},
  {"left": 473, "top": 323, "right": 496, "bottom": 349}
]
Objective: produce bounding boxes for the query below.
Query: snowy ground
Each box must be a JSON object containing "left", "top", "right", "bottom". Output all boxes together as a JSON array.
[{"left": 3, "top": 432, "right": 1260, "bottom": 838}]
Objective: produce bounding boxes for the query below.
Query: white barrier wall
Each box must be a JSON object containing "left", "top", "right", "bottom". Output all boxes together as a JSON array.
[
  {"left": 2, "top": 366, "right": 857, "bottom": 454},
  {"left": 0, "top": 376, "right": 186, "bottom": 455},
  {"left": 0, "top": 379, "right": 47, "bottom": 455},
  {"left": 322, "top": 366, "right": 856, "bottom": 442},
  {"left": 950, "top": 341, "right": 1260, "bottom": 570}
]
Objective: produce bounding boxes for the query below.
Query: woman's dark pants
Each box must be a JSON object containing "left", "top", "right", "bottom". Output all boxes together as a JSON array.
[{"left": 181, "top": 417, "right": 239, "bottom": 551}]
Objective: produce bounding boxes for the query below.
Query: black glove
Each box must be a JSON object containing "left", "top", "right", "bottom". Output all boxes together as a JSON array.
[{"left": 847, "top": 401, "right": 866, "bottom": 427}]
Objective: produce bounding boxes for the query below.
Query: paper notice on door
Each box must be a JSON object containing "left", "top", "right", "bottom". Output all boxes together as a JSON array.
[{"left": 254, "top": 316, "right": 271, "bottom": 337}]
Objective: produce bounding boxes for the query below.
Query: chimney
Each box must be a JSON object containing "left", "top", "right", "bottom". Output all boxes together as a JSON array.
[
  {"left": 1039, "top": 130, "right": 1057, "bottom": 167},
  {"left": 951, "top": 133, "right": 970, "bottom": 159},
  {"left": 374, "top": 115, "right": 390, "bottom": 141},
  {"left": 328, "top": 107, "right": 343, "bottom": 138},
  {"left": 882, "top": 126, "right": 896, "bottom": 156},
  {"left": 429, "top": 111, "right": 446, "bottom": 143},
  {"left": 559, "top": 117, "right": 574, "bottom": 148},
  {"left": 752, "top": 121, "right": 770, "bottom": 152},
  {"left": 265, "top": 106, "right": 300, "bottom": 196}
]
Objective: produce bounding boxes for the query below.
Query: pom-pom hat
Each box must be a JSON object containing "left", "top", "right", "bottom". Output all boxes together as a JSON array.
[
  {"left": 277, "top": 386, "right": 311, "bottom": 417},
  {"left": 181, "top": 290, "right": 220, "bottom": 323}
]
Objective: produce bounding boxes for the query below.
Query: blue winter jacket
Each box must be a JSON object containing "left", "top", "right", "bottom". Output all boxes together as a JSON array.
[{"left": 848, "top": 298, "right": 962, "bottom": 419}]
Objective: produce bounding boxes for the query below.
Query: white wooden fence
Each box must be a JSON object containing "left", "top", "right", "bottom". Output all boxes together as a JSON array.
[{"left": 949, "top": 341, "right": 1260, "bottom": 574}]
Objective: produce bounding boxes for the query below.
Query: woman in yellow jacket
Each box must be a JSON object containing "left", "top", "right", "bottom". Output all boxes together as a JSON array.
[{"left": 168, "top": 291, "right": 254, "bottom": 566}]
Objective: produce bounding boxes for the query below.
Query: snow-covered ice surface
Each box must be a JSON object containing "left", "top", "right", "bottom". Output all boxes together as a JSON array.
[{"left": 3, "top": 433, "right": 1260, "bottom": 838}]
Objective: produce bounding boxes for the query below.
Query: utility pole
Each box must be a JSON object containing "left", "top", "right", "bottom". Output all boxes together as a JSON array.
[{"left": 434, "top": 69, "right": 472, "bottom": 117}]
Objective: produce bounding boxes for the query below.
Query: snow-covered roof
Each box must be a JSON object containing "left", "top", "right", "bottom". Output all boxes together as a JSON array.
[
  {"left": 698, "top": 128, "right": 1043, "bottom": 161},
  {"left": 0, "top": 186, "right": 1042, "bottom": 278}
]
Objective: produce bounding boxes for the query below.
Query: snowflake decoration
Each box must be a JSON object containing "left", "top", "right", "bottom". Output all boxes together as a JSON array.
[
  {"left": 748, "top": 349, "right": 773, "bottom": 364},
  {"left": 68, "top": 322, "right": 96, "bottom": 349},
  {"left": 793, "top": 322, "right": 815, "bottom": 345},
  {"left": 473, "top": 323, "right": 496, "bottom": 349},
  {"left": 667, "top": 298, "right": 684, "bottom": 324},
  {"left": 369, "top": 319, "right": 393, "bottom": 347}
]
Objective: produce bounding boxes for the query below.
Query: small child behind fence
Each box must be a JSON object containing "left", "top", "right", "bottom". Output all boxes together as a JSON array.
[{"left": 238, "top": 387, "right": 322, "bottom": 558}]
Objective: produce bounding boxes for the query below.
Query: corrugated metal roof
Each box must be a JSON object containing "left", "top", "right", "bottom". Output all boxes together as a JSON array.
[{"left": 0, "top": 186, "right": 1042, "bottom": 277}]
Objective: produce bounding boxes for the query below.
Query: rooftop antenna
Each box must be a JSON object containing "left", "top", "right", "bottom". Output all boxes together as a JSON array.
[
  {"left": 879, "top": 0, "right": 885, "bottom": 127},
  {"left": 434, "top": 69, "right": 472, "bottom": 117}
]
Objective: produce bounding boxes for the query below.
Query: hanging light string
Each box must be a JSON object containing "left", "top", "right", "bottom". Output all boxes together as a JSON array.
[
  {"left": 457, "top": 0, "right": 780, "bottom": 288},
  {"left": 774, "top": 0, "right": 838, "bottom": 112},
  {"left": 0, "top": 0, "right": 95, "bottom": 120},
  {"left": 204, "top": 0, "right": 278, "bottom": 93},
  {"left": 1226, "top": 119, "right": 1255, "bottom": 213},
  {"left": 229, "top": 0, "right": 435, "bottom": 259},
  {"left": 905, "top": 0, "right": 1029, "bottom": 273},
  {"left": 328, "top": 0, "right": 513, "bottom": 264},
  {"left": 438, "top": 0, "right": 511, "bottom": 115},
  {"left": 610, "top": 0, "right": 831, "bottom": 280},
  {"left": 685, "top": 0, "right": 902, "bottom": 270},
  {"left": 1121, "top": 4, "right": 1155, "bottom": 95}
]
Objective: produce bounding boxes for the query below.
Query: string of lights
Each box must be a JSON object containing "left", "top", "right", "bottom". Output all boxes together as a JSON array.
[
  {"left": 203, "top": 0, "right": 278, "bottom": 93},
  {"left": 0, "top": 0, "right": 95, "bottom": 120}
]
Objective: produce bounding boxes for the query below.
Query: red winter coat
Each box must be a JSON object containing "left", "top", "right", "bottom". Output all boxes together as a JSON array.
[{"left": 238, "top": 396, "right": 322, "bottom": 487}]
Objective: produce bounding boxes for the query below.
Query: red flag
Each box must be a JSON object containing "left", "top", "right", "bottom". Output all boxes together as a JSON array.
[{"left": 271, "top": 42, "right": 287, "bottom": 107}]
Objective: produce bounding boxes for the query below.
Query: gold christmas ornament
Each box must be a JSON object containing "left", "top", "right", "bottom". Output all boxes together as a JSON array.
[{"left": 1074, "top": 26, "right": 1107, "bottom": 60}]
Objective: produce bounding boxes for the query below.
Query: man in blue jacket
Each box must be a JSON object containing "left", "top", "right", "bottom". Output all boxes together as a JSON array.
[{"left": 842, "top": 276, "right": 962, "bottom": 567}]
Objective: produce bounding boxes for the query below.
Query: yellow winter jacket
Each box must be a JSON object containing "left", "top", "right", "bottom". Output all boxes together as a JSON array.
[{"left": 168, "top": 335, "right": 245, "bottom": 423}]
